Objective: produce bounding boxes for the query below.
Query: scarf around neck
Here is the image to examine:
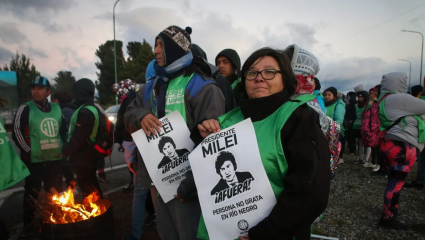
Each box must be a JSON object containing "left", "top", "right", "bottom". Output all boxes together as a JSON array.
[
  {"left": 325, "top": 97, "right": 339, "bottom": 106},
  {"left": 151, "top": 52, "right": 193, "bottom": 118}
]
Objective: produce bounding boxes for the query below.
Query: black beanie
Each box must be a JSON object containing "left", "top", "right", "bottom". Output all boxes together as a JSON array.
[
  {"left": 411, "top": 85, "right": 423, "bottom": 97},
  {"left": 324, "top": 87, "right": 338, "bottom": 97},
  {"left": 156, "top": 25, "right": 192, "bottom": 67},
  {"left": 314, "top": 77, "right": 321, "bottom": 91}
]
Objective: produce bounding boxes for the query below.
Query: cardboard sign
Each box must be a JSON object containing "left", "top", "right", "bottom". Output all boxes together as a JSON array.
[
  {"left": 189, "top": 119, "right": 276, "bottom": 239},
  {"left": 132, "top": 111, "right": 194, "bottom": 202}
]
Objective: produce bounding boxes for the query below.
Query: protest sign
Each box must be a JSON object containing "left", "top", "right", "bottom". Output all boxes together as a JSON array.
[
  {"left": 189, "top": 119, "right": 276, "bottom": 239},
  {"left": 132, "top": 111, "right": 194, "bottom": 202}
]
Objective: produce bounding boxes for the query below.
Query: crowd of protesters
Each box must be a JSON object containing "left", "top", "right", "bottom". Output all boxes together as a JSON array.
[{"left": 1, "top": 24, "right": 425, "bottom": 240}]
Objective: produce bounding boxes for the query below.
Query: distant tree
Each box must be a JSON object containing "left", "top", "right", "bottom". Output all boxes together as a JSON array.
[
  {"left": 51, "top": 71, "right": 76, "bottom": 98},
  {"left": 95, "top": 40, "right": 125, "bottom": 107},
  {"left": 2, "top": 52, "right": 40, "bottom": 104},
  {"left": 120, "top": 39, "right": 154, "bottom": 83}
]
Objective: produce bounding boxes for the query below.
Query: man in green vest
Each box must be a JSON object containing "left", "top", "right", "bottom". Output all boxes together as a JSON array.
[
  {"left": 12, "top": 76, "right": 67, "bottom": 238},
  {"left": 124, "top": 25, "right": 225, "bottom": 240}
]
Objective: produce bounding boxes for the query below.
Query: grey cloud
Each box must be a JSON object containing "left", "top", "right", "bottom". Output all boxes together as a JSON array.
[
  {"left": 285, "top": 23, "right": 318, "bottom": 50},
  {"left": 0, "top": 46, "right": 14, "bottom": 62},
  {"left": 2, "top": 0, "right": 74, "bottom": 15},
  {"left": 27, "top": 48, "right": 48, "bottom": 58},
  {"left": 317, "top": 56, "right": 422, "bottom": 93},
  {"left": 0, "top": 23, "right": 28, "bottom": 44}
]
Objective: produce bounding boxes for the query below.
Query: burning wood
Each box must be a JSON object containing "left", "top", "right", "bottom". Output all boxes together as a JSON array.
[{"left": 39, "top": 182, "right": 108, "bottom": 224}]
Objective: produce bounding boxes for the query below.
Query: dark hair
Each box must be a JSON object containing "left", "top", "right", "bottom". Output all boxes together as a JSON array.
[
  {"left": 52, "top": 92, "right": 72, "bottom": 103},
  {"left": 240, "top": 47, "right": 297, "bottom": 98},
  {"left": 158, "top": 136, "right": 176, "bottom": 154},
  {"left": 214, "top": 151, "right": 237, "bottom": 174}
]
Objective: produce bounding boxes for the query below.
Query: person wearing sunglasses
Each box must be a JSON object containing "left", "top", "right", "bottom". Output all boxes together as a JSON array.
[{"left": 197, "top": 47, "right": 331, "bottom": 240}]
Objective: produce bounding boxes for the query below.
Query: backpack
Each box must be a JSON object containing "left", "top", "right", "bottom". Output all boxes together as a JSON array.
[
  {"left": 307, "top": 101, "right": 341, "bottom": 179},
  {"left": 361, "top": 93, "right": 403, "bottom": 148},
  {"left": 326, "top": 117, "right": 341, "bottom": 179},
  {"left": 88, "top": 105, "right": 115, "bottom": 158}
]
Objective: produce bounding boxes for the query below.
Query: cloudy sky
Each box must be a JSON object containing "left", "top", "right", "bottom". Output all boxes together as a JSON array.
[{"left": 1, "top": 0, "right": 424, "bottom": 93}]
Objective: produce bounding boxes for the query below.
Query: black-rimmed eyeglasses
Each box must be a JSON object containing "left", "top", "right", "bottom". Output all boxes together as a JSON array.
[{"left": 244, "top": 69, "right": 281, "bottom": 80}]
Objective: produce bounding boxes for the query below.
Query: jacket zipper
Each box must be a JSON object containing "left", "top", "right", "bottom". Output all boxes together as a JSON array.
[{"left": 310, "top": 140, "right": 318, "bottom": 183}]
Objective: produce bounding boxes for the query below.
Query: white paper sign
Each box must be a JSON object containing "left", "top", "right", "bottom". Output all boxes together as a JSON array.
[
  {"left": 132, "top": 111, "right": 195, "bottom": 203},
  {"left": 189, "top": 119, "right": 276, "bottom": 240}
]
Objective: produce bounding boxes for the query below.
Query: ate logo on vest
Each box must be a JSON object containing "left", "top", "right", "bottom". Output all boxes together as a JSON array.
[{"left": 40, "top": 118, "right": 59, "bottom": 137}]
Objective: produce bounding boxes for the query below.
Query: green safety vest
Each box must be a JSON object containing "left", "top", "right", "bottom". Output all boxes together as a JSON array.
[
  {"left": 231, "top": 78, "right": 241, "bottom": 89},
  {"left": 378, "top": 94, "right": 425, "bottom": 143},
  {"left": 153, "top": 73, "right": 195, "bottom": 122},
  {"left": 69, "top": 105, "right": 99, "bottom": 142},
  {"left": 197, "top": 94, "right": 316, "bottom": 240},
  {"left": 325, "top": 100, "right": 346, "bottom": 135},
  {"left": 27, "top": 101, "right": 63, "bottom": 163},
  {"left": 0, "top": 116, "right": 30, "bottom": 191},
  {"left": 353, "top": 106, "right": 364, "bottom": 130}
]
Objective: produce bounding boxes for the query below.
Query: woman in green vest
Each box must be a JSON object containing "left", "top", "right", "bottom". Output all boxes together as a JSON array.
[
  {"left": 324, "top": 87, "right": 346, "bottom": 162},
  {"left": 196, "top": 47, "right": 331, "bottom": 240}
]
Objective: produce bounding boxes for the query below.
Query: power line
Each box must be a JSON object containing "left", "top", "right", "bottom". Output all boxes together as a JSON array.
[{"left": 320, "top": 2, "right": 425, "bottom": 48}]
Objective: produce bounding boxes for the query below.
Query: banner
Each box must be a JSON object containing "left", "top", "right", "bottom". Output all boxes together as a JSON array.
[
  {"left": 132, "top": 111, "right": 194, "bottom": 202},
  {"left": 189, "top": 119, "right": 276, "bottom": 240}
]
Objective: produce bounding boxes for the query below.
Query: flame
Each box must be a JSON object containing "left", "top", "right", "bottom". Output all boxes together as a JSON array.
[{"left": 47, "top": 184, "right": 107, "bottom": 224}]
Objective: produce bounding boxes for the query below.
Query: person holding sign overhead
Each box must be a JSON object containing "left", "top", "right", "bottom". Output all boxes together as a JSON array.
[
  {"left": 197, "top": 47, "right": 331, "bottom": 240},
  {"left": 124, "top": 25, "right": 225, "bottom": 240}
]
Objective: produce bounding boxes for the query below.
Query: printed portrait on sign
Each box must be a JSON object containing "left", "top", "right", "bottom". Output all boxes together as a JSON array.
[
  {"left": 211, "top": 151, "right": 255, "bottom": 196},
  {"left": 157, "top": 136, "right": 189, "bottom": 169}
]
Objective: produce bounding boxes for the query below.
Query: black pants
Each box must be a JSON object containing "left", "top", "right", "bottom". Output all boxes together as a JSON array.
[
  {"left": 61, "top": 158, "right": 75, "bottom": 188},
  {"left": 145, "top": 190, "right": 155, "bottom": 215},
  {"left": 22, "top": 159, "right": 62, "bottom": 226},
  {"left": 339, "top": 134, "right": 346, "bottom": 159},
  {"left": 73, "top": 167, "right": 103, "bottom": 198},
  {"left": 129, "top": 168, "right": 134, "bottom": 184},
  {"left": 0, "top": 219, "right": 9, "bottom": 240},
  {"left": 346, "top": 127, "right": 356, "bottom": 153},
  {"left": 371, "top": 147, "right": 379, "bottom": 165}
]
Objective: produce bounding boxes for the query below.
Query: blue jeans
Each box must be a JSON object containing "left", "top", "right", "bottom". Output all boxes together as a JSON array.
[{"left": 132, "top": 187, "right": 150, "bottom": 239}]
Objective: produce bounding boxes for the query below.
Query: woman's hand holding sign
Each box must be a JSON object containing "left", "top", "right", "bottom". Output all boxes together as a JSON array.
[
  {"left": 198, "top": 119, "right": 221, "bottom": 138},
  {"left": 140, "top": 113, "right": 163, "bottom": 136}
]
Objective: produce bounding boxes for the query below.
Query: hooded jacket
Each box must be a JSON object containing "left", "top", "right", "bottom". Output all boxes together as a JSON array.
[
  {"left": 191, "top": 44, "right": 236, "bottom": 113},
  {"left": 381, "top": 72, "right": 425, "bottom": 150},
  {"left": 58, "top": 102, "right": 77, "bottom": 127},
  {"left": 215, "top": 49, "right": 242, "bottom": 105},
  {"left": 62, "top": 79, "right": 99, "bottom": 168},
  {"left": 345, "top": 92, "right": 357, "bottom": 126}
]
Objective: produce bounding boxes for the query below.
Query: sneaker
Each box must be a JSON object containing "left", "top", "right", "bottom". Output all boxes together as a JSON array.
[
  {"left": 339, "top": 158, "right": 344, "bottom": 164},
  {"left": 363, "top": 162, "right": 375, "bottom": 168},
  {"left": 144, "top": 214, "right": 156, "bottom": 226},
  {"left": 123, "top": 183, "right": 134, "bottom": 191},
  {"left": 378, "top": 215, "right": 407, "bottom": 230},
  {"left": 404, "top": 181, "right": 424, "bottom": 189},
  {"left": 98, "top": 172, "right": 107, "bottom": 182},
  {"left": 372, "top": 165, "right": 380, "bottom": 172}
]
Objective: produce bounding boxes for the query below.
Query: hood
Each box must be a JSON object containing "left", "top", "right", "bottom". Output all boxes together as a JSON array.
[
  {"left": 347, "top": 91, "right": 357, "bottom": 105},
  {"left": 381, "top": 72, "right": 408, "bottom": 95},
  {"left": 191, "top": 44, "right": 207, "bottom": 61},
  {"left": 356, "top": 90, "right": 369, "bottom": 107},
  {"left": 286, "top": 44, "right": 320, "bottom": 76},
  {"left": 215, "top": 49, "right": 241, "bottom": 77},
  {"left": 72, "top": 78, "right": 95, "bottom": 107},
  {"left": 353, "top": 84, "right": 364, "bottom": 93}
]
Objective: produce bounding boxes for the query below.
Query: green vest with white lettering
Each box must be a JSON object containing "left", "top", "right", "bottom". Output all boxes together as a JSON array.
[
  {"left": 197, "top": 94, "right": 317, "bottom": 240},
  {"left": 27, "top": 101, "right": 63, "bottom": 163},
  {"left": 0, "top": 116, "right": 30, "bottom": 191},
  {"left": 161, "top": 73, "right": 195, "bottom": 122}
]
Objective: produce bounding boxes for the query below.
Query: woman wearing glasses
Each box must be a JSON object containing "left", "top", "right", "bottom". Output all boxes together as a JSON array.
[{"left": 197, "top": 48, "right": 331, "bottom": 240}]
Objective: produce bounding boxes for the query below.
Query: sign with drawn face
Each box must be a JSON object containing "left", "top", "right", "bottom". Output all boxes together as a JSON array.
[
  {"left": 189, "top": 119, "right": 276, "bottom": 240},
  {"left": 132, "top": 111, "right": 194, "bottom": 203}
]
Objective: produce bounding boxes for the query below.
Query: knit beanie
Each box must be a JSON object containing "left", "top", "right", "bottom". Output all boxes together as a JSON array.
[
  {"left": 156, "top": 25, "right": 192, "bottom": 67},
  {"left": 411, "top": 85, "right": 423, "bottom": 98},
  {"left": 285, "top": 44, "right": 320, "bottom": 76},
  {"left": 324, "top": 87, "right": 338, "bottom": 97}
]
